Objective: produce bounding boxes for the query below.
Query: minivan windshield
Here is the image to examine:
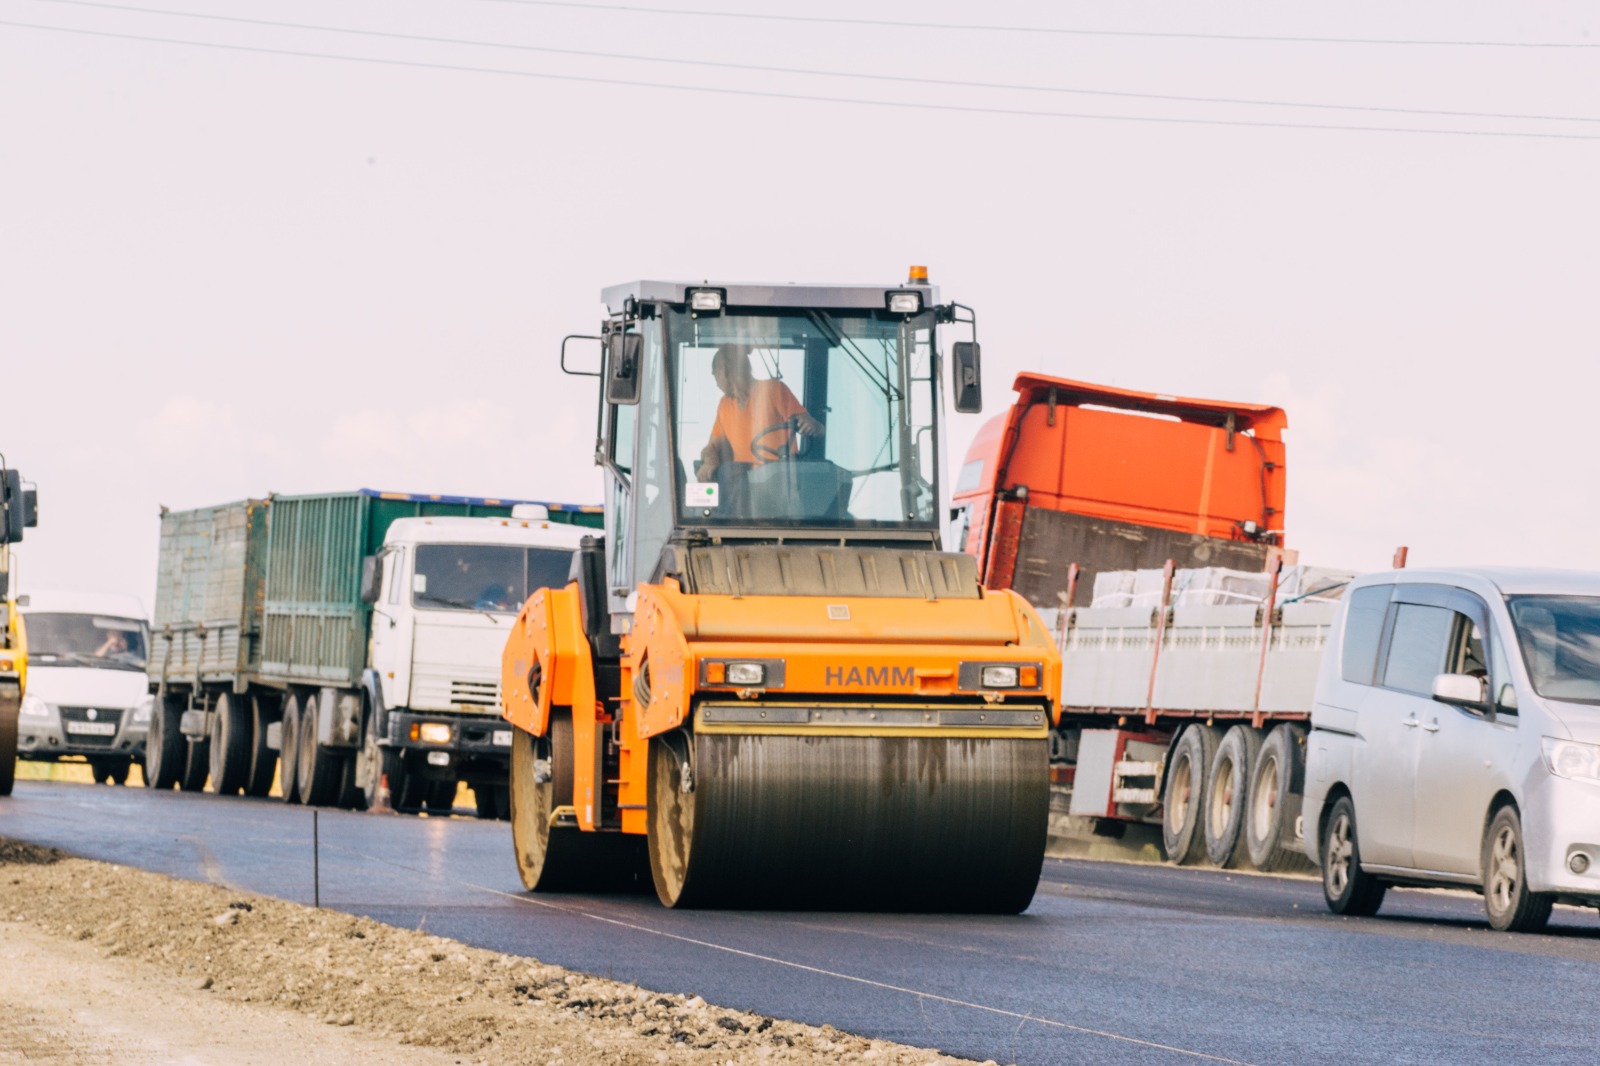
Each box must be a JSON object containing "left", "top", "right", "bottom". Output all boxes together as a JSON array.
[
  {"left": 24, "top": 613, "right": 149, "bottom": 670},
  {"left": 1507, "top": 595, "right": 1600, "bottom": 704}
]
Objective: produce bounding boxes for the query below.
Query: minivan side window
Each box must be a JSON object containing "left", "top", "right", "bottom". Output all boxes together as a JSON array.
[
  {"left": 1382, "top": 603, "right": 1456, "bottom": 695},
  {"left": 1341, "top": 585, "right": 1392, "bottom": 685}
]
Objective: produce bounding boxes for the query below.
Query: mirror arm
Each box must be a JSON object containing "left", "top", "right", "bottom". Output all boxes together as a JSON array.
[{"left": 561, "top": 334, "right": 603, "bottom": 377}]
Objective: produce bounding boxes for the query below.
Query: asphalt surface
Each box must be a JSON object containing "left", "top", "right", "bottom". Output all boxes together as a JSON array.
[{"left": 5, "top": 780, "right": 1600, "bottom": 1065}]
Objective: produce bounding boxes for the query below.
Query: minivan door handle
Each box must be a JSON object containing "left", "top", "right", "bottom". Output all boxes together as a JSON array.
[
  {"left": 1401, "top": 717, "right": 1421, "bottom": 729},
  {"left": 1421, "top": 719, "right": 1441, "bottom": 733}
]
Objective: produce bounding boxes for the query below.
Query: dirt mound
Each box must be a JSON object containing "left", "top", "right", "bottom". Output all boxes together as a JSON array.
[{"left": 0, "top": 837, "right": 995, "bottom": 1066}]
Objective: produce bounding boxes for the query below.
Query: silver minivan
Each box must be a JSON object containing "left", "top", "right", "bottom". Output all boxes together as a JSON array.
[{"left": 1303, "top": 567, "right": 1600, "bottom": 932}]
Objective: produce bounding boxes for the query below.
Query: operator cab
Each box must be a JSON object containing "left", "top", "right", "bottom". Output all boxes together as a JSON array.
[{"left": 575, "top": 271, "right": 981, "bottom": 620}]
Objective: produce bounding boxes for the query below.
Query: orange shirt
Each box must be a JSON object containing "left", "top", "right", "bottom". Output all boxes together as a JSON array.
[{"left": 710, "top": 379, "right": 809, "bottom": 464}]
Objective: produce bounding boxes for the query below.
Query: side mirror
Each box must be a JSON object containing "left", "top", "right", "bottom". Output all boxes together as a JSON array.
[
  {"left": 21, "top": 488, "right": 36, "bottom": 529},
  {"left": 1432, "top": 672, "right": 1491, "bottom": 713},
  {"left": 605, "top": 332, "right": 643, "bottom": 406},
  {"left": 359, "top": 554, "right": 382, "bottom": 605},
  {"left": 0, "top": 469, "right": 22, "bottom": 544},
  {"left": 951, "top": 341, "right": 982, "bottom": 414}
]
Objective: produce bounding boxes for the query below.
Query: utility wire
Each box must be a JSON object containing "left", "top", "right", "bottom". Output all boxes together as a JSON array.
[
  {"left": 30, "top": 0, "right": 1600, "bottom": 126},
  {"left": 466, "top": 0, "right": 1600, "bottom": 49},
  {"left": 5, "top": 18, "right": 1600, "bottom": 141}
]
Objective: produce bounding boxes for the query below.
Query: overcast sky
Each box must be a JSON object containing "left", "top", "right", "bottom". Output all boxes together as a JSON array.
[{"left": 3, "top": 1, "right": 1597, "bottom": 610}]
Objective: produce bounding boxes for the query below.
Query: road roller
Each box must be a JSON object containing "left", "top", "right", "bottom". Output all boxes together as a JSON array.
[{"left": 501, "top": 269, "right": 1062, "bottom": 911}]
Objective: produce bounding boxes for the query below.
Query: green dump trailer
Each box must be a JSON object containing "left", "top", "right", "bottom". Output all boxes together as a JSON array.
[{"left": 146, "top": 489, "right": 601, "bottom": 815}]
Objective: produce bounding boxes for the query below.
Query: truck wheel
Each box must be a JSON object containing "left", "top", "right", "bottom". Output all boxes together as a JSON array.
[
  {"left": 1245, "top": 724, "right": 1311, "bottom": 872},
  {"left": 1483, "top": 806, "right": 1553, "bottom": 933},
  {"left": 296, "top": 697, "right": 342, "bottom": 807},
  {"left": 0, "top": 696, "right": 18, "bottom": 797},
  {"left": 1161, "top": 724, "right": 1219, "bottom": 865},
  {"left": 424, "top": 781, "right": 457, "bottom": 814},
  {"left": 358, "top": 710, "right": 405, "bottom": 812},
  {"left": 278, "top": 694, "right": 302, "bottom": 803},
  {"left": 208, "top": 692, "right": 251, "bottom": 796},
  {"left": 474, "top": 784, "right": 510, "bottom": 821},
  {"left": 1204, "top": 725, "right": 1261, "bottom": 868},
  {"left": 1321, "top": 795, "right": 1385, "bottom": 916},
  {"left": 143, "top": 693, "right": 185, "bottom": 790},
  {"left": 89, "top": 757, "right": 131, "bottom": 786},
  {"left": 243, "top": 693, "right": 279, "bottom": 798},
  {"left": 178, "top": 697, "right": 211, "bottom": 794}
]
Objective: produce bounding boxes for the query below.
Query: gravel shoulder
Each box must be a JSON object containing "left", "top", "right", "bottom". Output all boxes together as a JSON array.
[{"left": 0, "top": 838, "right": 994, "bottom": 1066}]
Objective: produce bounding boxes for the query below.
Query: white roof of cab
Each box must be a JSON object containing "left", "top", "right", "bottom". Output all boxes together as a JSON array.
[
  {"left": 20, "top": 590, "right": 149, "bottom": 620},
  {"left": 383, "top": 515, "right": 593, "bottom": 549}
]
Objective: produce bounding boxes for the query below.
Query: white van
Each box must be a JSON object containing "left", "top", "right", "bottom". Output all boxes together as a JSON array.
[
  {"left": 1303, "top": 568, "right": 1600, "bottom": 932},
  {"left": 17, "top": 591, "right": 153, "bottom": 784}
]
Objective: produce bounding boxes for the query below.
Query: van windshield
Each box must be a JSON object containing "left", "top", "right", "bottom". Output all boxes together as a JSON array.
[
  {"left": 24, "top": 613, "right": 149, "bottom": 670},
  {"left": 1507, "top": 595, "right": 1600, "bottom": 704}
]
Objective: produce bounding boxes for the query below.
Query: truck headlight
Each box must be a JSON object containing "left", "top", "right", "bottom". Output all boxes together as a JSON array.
[
  {"left": 1542, "top": 737, "right": 1600, "bottom": 785},
  {"left": 412, "top": 722, "right": 452, "bottom": 745},
  {"left": 19, "top": 694, "right": 51, "bottom": 719},
  {"left": 131, "top": 697, "right": 154, "bottom": 725}
]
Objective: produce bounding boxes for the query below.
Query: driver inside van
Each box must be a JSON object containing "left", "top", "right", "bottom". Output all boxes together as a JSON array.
[{"left": 694, "top": 347, "right": 824, "bottom": 482}]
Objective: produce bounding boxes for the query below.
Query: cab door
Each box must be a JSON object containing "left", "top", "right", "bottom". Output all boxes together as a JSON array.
[{"left": 1410, "top": 589, "right": 1517, "bottom": 875}]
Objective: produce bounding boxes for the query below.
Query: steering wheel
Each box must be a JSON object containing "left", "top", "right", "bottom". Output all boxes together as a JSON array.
[{"left": 751, "top": 416, "right": 802, "bottom": 463}]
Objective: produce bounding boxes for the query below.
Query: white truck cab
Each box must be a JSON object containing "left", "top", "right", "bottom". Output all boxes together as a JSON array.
[
  {"left": 1304, "top": 567, "right": 1600, "bottom": 932},
  {"left": 361, "top": 510, "right": 590, "bottom": 815},
  {"left": 17, "top": 591, "right": 153, "bottom": 785}
]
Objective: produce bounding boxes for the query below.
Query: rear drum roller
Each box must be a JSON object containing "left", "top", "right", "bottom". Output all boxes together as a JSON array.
[
  {"left": 510, "top": 711, "right": 647, "bottom": 893},
  {"left": 647, "top": 730, "right": 1051, "bottom": 912},
  {"left": 143, "top": 693, "right": 186, "bottom": 790},
  {"left": 0, "top": 696, "right": 17, "bottom": 797},
  {"left": 208, "top": 691, "right": 251, "bottom": 796}
]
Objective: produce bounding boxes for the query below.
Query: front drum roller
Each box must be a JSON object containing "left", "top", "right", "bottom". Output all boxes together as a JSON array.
[
  {"left": 647, "top": 729, "right": 1051, "bottom": 913},
  {"left": 510, "top": 709, "right": 648, "bottom": 893}
]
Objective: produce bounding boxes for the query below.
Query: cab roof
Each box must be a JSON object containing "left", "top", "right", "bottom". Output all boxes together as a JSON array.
[
  {"left": 20, "top": 590, "right": 148, "bottom": 620},
  {"left": 601, "top": 279, "right": 941, "bottom": 314}
]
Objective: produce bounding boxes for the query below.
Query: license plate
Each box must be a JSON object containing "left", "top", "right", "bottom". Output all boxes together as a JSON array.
[
  {"left": 65, "top": 721, "right": 117, "bottom": 736},
  {"left": 492, "top": 730, "right": 512, "bottom": 747}
]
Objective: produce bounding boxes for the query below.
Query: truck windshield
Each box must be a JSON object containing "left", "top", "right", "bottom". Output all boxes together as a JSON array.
[
  {"left": 24, "top": 613, "right": 149, "bottom": 670},
  {"left": 667, "top": 307, "right": 939, "bottom": 529},
  {"left": 1507, "top": 595, "right": 1600, "bottom": 704},
  {"left": 412, "top": 545, "right": 574, "bottom": 614}
]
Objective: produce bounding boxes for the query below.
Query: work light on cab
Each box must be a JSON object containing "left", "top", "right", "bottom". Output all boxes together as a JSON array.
[{"left": 688, "top": 288, "right": 724, "bottom": 313}]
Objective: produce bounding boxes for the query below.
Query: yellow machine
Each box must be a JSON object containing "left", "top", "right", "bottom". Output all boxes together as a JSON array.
[
  {"left": 0, "top": 460, "right": 37, "bottom": 797},
  {"left": 502, "top": 271, "right": 1062, "bottom": 910}
]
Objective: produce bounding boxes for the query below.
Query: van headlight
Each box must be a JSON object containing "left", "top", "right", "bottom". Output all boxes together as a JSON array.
[
  {"left": 1541, "top": 737, "right": 1600, "bottom": 785},
  {"left": 131, "top": 697, "right": 154, "bottom": 725},
  {"left": 19, "top": 694, "right": 52, "bottom": 719}
]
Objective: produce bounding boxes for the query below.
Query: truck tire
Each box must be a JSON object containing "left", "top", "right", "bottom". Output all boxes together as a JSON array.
[
  {"left": 1161, "top": 724, "right": 1219, "bottom": 865},
  {"left": 208, "top": 692, "right": 251, "bottom": 796},
  {"left": 1483, "top": 806, "right": 1553, "bottom": 933},
  {"left": 243, "top": 693, "right": 279, "bottom": 798},
  {"left": 0, "top": 695, "right": 18, "bottom": 797},
  {"left": 89, "top": 757, "right": 131, "bottom": 786},
  {"left": 278, "top": 694, "right": 302, "bottom": 803},
  {"left": 474, "top": 783, "right": 510, "bottom": 821},
  {"left": 296, "top": 697, "right": 342, "bottom": 807},
  {"left": 1203, "top": 725, "right": 1261, "bottom": 868},
  {"left": 358, "top": 707, "right": 407, "bottom": 812},
  {"left": 424, "top": 780, "right": 457, "bottom": 814},
  {"left": 1244, "top": 724, "right": 1311, "bottom": 872},
  {"left": 143, "top": 693, "right": 185, "bottom": 790},
  {"left": 1321, "top": 795, "right": 1386, "bottom": 916}
]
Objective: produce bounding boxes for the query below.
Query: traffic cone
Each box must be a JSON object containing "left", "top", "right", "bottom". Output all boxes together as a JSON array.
[{"left": 370, "top": 771, "right": 396, "bottom": 815}]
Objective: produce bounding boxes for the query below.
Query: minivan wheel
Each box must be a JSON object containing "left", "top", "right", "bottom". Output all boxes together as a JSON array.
[
  {"left": 1321, "top": 795, "right": 1386, "bottom": 916},
  {"left": 1482, "top": 807, "right": 1553, "bottom": 933},
  {"left": 1162, "top": 724, "right": 1220, "bottom": 865}
]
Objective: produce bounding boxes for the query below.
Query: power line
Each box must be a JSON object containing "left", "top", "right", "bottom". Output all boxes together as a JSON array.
[
  {"left": 4, "top": 18, "right": 1599, "bottom": 141},
  {"left": 30, "top": 0, "right": 1600, "bottom": 126},
  {"left": 466, "top": 0, "right": 1600, "bottom": 49}
]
